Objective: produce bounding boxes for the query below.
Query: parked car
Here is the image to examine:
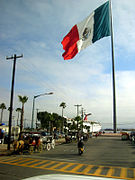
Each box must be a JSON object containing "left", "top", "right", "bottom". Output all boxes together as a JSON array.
[
  {"left": 129, "top": 131, "right": 135, "bottom": 143},
  {"left": 121, "top": 132, "right": 129, "bottom": 140},
  {"left": 4, "top": 134, "right": 14, "bottom": 144}
]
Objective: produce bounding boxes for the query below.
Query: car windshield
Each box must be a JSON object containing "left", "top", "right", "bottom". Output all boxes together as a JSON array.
[{"left": 0, "top": 0, "right": 135, "bottom": 180}]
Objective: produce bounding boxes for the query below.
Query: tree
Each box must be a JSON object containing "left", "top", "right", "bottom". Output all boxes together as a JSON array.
[
  {"left": 8, "top": 107, "right": 11, "bottom": 112},
  {"left": 16, "top": 108, "right": 22, "bottom": 126},
  {"left": 59, "top": 102, "right": 66, "bottom": 133},
  {"left": 59, "top": 102, "right": 66, "bottom": 117},
  {"left": 18, "top": 95, "right": 28, "bottom": 132},
  {"left": 37, "top": 111, "right": 49, "bottom": 129},
  {"left": 51, "top": 113, "right": 60, "bottom": 130},
  {"left": 37, "top": 111, "right": 65, "bottom": 133},
  {"left": 74, "top": 116, "right": 82, "bottom": 131},
  {"left": 0, "top": 103, "right": 6, "bottom": 123},
  {"left": 70, "top": 120, "right": 77, "bottom": 131}
]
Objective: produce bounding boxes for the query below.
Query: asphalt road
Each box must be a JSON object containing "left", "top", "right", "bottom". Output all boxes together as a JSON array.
[
  {"left": 0, "top": 136, "right": 135, "bottom": 180},
  {"left": 29, "top": 136, "right": 135, "bottom": 168}
]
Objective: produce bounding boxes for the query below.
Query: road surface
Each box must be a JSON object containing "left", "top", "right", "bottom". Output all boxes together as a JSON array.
[{"left": 0, "top": 136, "right": 135, "bottom": 179}]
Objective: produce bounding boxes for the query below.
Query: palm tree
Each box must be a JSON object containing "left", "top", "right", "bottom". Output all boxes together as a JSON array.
[
  {"left": 59, "top": 102, "right": 66, "bottom": 117},
  {"left": 0, "top": 103, "right": 6, "bottom": 123},
  {"left": 18, "top": 95, "right": 28, "bottom": 132},
  {"left": 59, "top": 102, "right": 66, "bottom": 133},
  {"left": 16, "top": 108, "right": 22, "bottom": 126}
]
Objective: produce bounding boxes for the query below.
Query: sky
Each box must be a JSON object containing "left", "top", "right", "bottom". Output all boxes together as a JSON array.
[{"left": 0, "top": 0, "right": 135, "bottom": 129}]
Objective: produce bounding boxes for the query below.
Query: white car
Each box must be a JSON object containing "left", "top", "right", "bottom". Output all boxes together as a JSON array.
[{"left": 23, "top": 174, "right": 122, "bottom": 180}]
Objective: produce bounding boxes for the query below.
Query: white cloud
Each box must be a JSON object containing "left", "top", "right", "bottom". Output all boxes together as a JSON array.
[
  {"left": 1, "top": 0, "right": 135, "bottom": 129},
  {"left": 113, "top": 0, "right": 135, "bottom": 53}
]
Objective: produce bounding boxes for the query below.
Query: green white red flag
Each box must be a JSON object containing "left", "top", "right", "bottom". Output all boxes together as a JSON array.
[{"left": 61, "top": 1, "right": 110, "bottom": 60}]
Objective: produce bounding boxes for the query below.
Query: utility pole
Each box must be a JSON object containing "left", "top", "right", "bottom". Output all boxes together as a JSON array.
[
  {"left": 74, "top": 104, "right": 82, "bottom": 117},
  {"left": 6, "top": 54, "right": 23, "bottom": 150},
  {"left": 81, "top": 108, "right": 85, "bottom": 120},
  {"left": 81, "top": 108, "right": 84, "bottom": 132},
  {"left": 36, "top": 109, "right": 39, "bottom": 129}
]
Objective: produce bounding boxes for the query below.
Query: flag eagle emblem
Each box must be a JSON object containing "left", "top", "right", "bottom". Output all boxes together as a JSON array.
[{"left": 82, "top": 27, "right": 91, "bottom": 41}]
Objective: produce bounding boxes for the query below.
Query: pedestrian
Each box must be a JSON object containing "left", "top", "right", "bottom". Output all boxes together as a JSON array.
[
  {"left": 0, "top": 129, "right": 4, "bottom": 144},
  {"left": 95, "top": 133, "right": 98, "bottom": 138}
]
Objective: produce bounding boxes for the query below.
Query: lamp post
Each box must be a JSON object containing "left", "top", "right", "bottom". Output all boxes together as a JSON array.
[{"left": 31, "top": 92, "right": 53, "bottom": 129}]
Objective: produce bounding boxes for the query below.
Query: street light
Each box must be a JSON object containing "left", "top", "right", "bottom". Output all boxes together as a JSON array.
[{"left": 31, "top": 92, "right": 53, "bottom": 129}]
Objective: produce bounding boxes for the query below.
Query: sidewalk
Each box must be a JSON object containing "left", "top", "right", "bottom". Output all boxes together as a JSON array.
[{"left": 0, "top": 144, "right": 13, "bottom": 156}]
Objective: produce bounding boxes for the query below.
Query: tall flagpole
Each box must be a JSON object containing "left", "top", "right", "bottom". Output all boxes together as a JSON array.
[{"left": 109, "top": 0, "right": 117, "bottom": 133}]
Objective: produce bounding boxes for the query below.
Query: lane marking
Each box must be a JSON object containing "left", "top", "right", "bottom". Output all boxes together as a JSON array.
[
  {"left": 39, "top": 161, "right": 56, "bottom": 168},
  {"left": 106, "top": 167, "right": 114, "bottom": 177},
  {"left": 49, "top": 162, "right": 66, "bottom": 169},
  {"left": 0, "top": 157, "right": 135, "bottom": 179},
  {"left": 120, "top": 168, "right": 127, "bottom": 179},
  {"left": 22, "top": 159, "right": 41, "bottom": 166},
  {"left": 11, "top": 158, "right": 33, "bottom": 165},
  {"left": 29, "top": 160, "right": 49, "bottom": 168},
  {"left": 82, "top": 165, "right": 94, "bottom": 174},
  {"left": 60, "top": 163, "right": 76, "bottom": 171},
  {"left": 93, "top": 167, "right": 103, "bottom": 176},
  {"left": 69, "top": 164, "right": 83, "bottom": 172},
  {"left": 134, "top": 169, "right": 135, "bottom": 179},
  {"left": 1, "top": 157, "right": 24, "bottom": 163}
]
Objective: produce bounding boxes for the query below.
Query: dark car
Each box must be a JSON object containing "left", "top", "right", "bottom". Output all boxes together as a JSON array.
[
  {"left": 4, "top": 134, "right": 14, "bottom": 144},
  {"left": 129, "top": 131, "right": 135, "bottom": 143}
]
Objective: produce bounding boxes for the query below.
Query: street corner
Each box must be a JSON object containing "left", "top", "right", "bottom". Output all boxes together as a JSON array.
[{"left": 0, "top": 144, "right": 13, "bottom": 156}]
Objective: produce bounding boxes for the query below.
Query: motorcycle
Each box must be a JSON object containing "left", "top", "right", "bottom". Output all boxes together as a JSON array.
[
  {"left": 78, "top": 146, "right": 84, "bottom": 155},
  {"left": 78, "top": 137, "right": 84, "bottom": 155}
]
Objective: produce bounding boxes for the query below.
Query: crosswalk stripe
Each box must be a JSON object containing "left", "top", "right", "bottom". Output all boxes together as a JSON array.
[
  {"left": 0, "top": 157, "right": 17, "bottom": 162},
  {"left": 11, "top": 158, "right": 33, "bottom": 165},
  {"left": 29, "top": 160, "right": 49, "bottom": 167},
  {"left": 92, "top": 167, "right": 103, "bottom": 176},
  {"left": 69, "top": 164, "right": 83, "bottom": 172},
  {"left": 39, "top": 161, "right": 56, "bottom": 168},
  {"left": 3, "top": 158, "right": 24, "bottom": 163},
  {"left": 120, "top": 168, "right": 127, "bottom": 178},
  {"left": 106, "top": 167, "right": 114, "bottom": 177},
  {"left": 1, "top": 157, "right": 135, "bottom": 179},
  {"left": 49, "top": 162, "right": 66, "bottom": 169},
  {"left": 82, "top": 165, "right": 94, "bottom": 174},
  {"left": 23, "top": 159, "right": 40, "bottom": 165},
  {"left": 133, "top": 169, "right": 135, "bottom": 179},
  {"left": 60, "top": 163, "right": 76, "bottom": 171}
]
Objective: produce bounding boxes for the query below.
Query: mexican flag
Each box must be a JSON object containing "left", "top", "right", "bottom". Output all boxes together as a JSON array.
[{"left": 61, "top": 1, "right": 110, "bottom": 60}]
